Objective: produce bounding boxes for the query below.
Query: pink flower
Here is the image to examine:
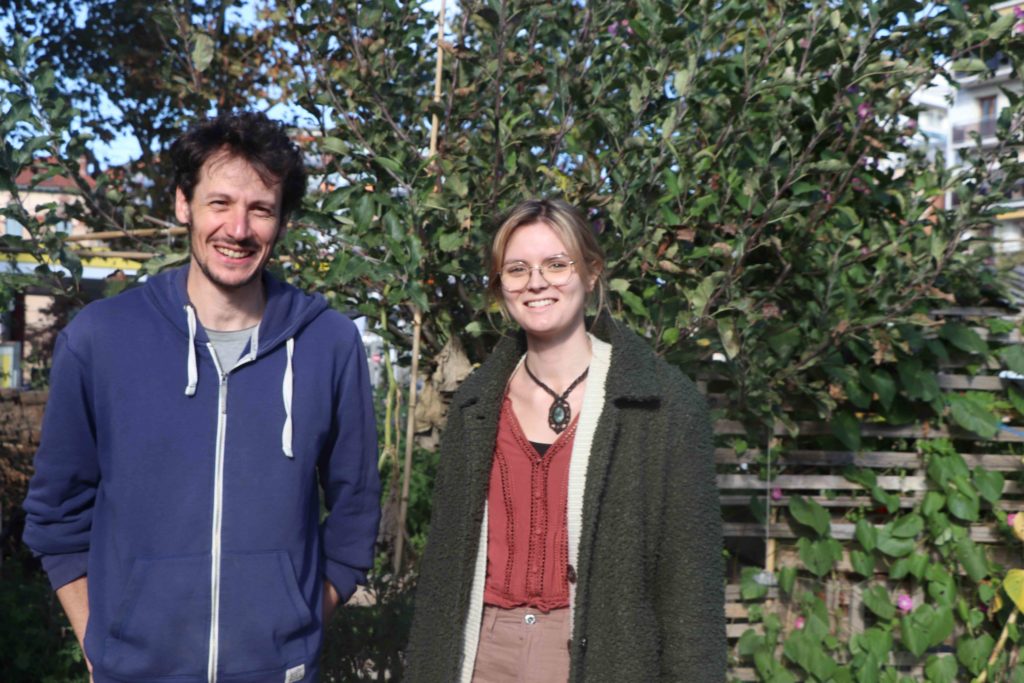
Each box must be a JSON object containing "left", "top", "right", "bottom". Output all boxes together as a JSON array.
[
  {"left": 1015, "top": 22, "right": 1024, "bottom": 34},
  {"left": 857, "top": 102, "right": 872, "bottom": 120},
  {"left": 897, "top": 594, "right": 913, "bottom": 614},
  {"left": 798, "top": 38, "right": 810, "bottom": 49},
  {"left": 609, "top": 19, "right": 633, "bottom": 37},
  {"left": 1015, "top": 6, "right": 1024, "bottom": 18},
  {"left": 794, "top": 616, "right": 805, "bottom": 630},
  {"left": 1009, "top": 512, "right": 1017, "bottom": 527},
  {"left": 771, "top": 487, "right": 783, "bottom": 501},
  {"left": 905, "top": 119, "right": 917, "bottom": 130}
]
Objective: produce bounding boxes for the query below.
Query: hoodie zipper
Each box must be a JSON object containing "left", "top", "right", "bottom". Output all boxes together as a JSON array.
[{"left": 205, "top": 344, "right": 256, "bottom": 683}]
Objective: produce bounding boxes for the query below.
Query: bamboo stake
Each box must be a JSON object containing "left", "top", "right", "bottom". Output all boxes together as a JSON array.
[
  {"left": 974, "top": 608, "right": 1018, "bottom": 683},
  {"left": 79, "top": 250, "right": 157, "bottom": 260},
  {"left": 395, "top": 307, "right": 422, "bottom": 574},
  {"left": 428, "top": 0, "right": 447, "bottom": 159},
  {"left": 65, "top": 227, "right": 188, "bottom": 242},
  {"left": 394, "top": 0, "right": 446, "bottom": 575}
]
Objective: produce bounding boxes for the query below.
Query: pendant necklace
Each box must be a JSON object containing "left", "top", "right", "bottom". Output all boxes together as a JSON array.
[{"left": 523, "top": 360, "right": 589, "bottom": 434}]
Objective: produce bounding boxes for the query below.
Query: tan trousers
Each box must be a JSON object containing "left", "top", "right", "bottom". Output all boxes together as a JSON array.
[{"left": 471, "top": 605, "right": 571, "bottom": 683}]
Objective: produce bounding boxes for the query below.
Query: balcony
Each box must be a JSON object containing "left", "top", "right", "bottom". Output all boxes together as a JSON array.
[
  {"left": 949, "top": 177, "right": 1024, "bottom": 208},
  {"left": 952, "top": 118, "right": 999, "bottom": 146}
]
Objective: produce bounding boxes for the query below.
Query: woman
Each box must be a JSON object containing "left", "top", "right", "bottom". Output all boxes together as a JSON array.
[{"left": 406, "top": 199, "right": 724, "bottom": 682}]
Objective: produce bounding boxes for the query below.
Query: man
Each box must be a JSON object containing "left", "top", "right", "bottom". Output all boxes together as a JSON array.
[{"left": 23, "top": 112, "right": 381, "bottom": 683}]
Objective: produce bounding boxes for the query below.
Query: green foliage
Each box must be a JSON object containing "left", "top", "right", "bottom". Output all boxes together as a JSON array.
[
  {"left": 3, "top": 0, "right": 1023, "bottom": 401},
  {"left": 4, "top": 0, "right": 1024, "bottom": 681},
  {"left": 321, "top": 573, "right": 414, "bottom": 682},
  {"left": 0, "top": 555, "right": 88, "bottom": 682},
  {"left": 738, "top": 438, "right": 1021, "bottom": 681}
]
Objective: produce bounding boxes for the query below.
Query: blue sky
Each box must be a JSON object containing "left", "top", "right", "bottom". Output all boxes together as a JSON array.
[{"left": 3, "top": 0, "right": 447, "bottom": 168}]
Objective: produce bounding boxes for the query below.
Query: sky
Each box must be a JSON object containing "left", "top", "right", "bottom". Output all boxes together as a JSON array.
[{"left": 3, "top": 0, "right": 447, "bottom": 168}]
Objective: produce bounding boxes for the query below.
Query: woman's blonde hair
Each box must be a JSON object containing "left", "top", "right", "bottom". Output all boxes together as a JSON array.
[{"left": 487, "top": 198, "right": 608, "bottom": 317}]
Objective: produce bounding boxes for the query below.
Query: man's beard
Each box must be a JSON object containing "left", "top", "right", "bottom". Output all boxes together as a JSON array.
[{"left": 190, "top": 239, "right": 266, "bottom": 290}]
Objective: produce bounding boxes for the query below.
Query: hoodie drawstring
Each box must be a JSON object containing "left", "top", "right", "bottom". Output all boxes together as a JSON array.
[
  {"left": 185, "top": 305, "right": 198, "bottom": 396},
  {"left": 184, "top": 306, "right": 294, "bottom": 460},
  {"left": 282, "top": 338, "right": 295, "bottom": 458}
]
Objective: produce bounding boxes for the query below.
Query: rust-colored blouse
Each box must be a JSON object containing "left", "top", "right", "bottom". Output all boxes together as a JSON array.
[{"left": 483, "top": 396, "right": 576, "bottom": 611}]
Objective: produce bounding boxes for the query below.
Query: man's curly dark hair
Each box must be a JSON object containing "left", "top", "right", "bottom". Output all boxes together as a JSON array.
[{"left": 170, "top": 111, "right": 307, "bottom": 221}]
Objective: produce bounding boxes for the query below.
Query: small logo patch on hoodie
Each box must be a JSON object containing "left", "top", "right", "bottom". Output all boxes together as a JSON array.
[{"left": 285, "top": 664, "right": 305, "bottom": 683}]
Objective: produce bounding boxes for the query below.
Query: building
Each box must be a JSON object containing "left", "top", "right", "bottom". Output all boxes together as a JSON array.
[
  {"left": 1, "top": 159, "right": 142, "bottom": 387},
  {"left": 947, "top": 0, "right": 1024, "bottom": 252}
]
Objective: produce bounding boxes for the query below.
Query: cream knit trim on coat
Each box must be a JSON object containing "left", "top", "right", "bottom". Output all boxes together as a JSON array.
[{"left": 458, "top": 335, "right": 611, "bottom": 682}]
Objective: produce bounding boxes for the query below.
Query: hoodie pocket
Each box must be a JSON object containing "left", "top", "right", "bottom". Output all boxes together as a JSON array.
[
  {"left": 217, "top": 550, "right": 315, "bottom": 676},
  {"left": 102, "top": 554, "right": 209, "bottom": 678}
]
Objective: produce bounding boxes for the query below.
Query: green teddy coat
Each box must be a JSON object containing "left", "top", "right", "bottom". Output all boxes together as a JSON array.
[{"left": 406, "top": 315, "right": 725, "bottom": 681}]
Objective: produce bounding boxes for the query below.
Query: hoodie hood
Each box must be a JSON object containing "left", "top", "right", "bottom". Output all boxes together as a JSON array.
[
  {"left": 144, "top": 265, "right": 331, "bottom": 457},
  {"left": 144, "top": 264, "right": 330, "bottom": 354}
]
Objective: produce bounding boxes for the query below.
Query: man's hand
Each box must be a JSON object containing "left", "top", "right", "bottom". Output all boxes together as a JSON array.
[
  {"left": 56, "top": 576, "right": 92, "bottom": 678},
  {"left": 322, "top": 579, "right": 340, "bottom": 625}
]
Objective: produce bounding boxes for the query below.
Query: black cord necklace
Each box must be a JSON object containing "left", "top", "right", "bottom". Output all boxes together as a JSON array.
[{"left": 523, "top": 360, "right": 589, "bottom": 434}]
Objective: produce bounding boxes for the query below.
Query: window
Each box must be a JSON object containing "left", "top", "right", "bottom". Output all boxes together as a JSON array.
[
  {"left": 979, "top": 95, "right": 998, "bottom": 121},
  {"left": 4, "top": 217, "right": 23, "bottom": 238}
]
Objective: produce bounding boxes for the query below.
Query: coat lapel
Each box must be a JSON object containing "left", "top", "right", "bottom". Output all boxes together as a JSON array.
[{"left": 574, "top": 315, "right": 663, "bottom": 617}]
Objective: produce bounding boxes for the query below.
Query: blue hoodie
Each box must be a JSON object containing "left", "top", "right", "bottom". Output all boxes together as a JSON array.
[{"left": 23, "top": 266, "right": 381, "bottom": 683}]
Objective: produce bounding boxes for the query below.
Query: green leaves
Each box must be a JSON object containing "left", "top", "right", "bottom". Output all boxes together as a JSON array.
[
  {"left": 900, "top": 604, "right": 954, "bottom": 657},
  {"left": 783, "top": 630, "right": 837, "bottom": 680},
  {"left": 956, "top": 634, "right": 995, "bottom": 676},
  {"left": 850, "top": 550, "right": 875, "bottom": 578},
  {"left": 954, "top": 537, "right": 989, "bottom": 583},
  {"left": 797, "top": 537, "right": 842, "bottom": 577},
  {"left": 999, "top": 345, "right": 1024, "bottom": 375},
  {"left": 789, "top": 496, "right": 831, "bottom": 537},
  {"left": 876, "top": 521, "right": 917, "bottom": 558},
  {"left": 947, "top": 477, "right": 981, "bottom": 523},
  {"left": 863, "top": 585, "right": 896, "bottom": 621},
  {"left": 972, "top": 468, "right": 1004, "bottom": 505},
  {"left": 946, "top": 392, "right": 999, "bottom": 439},
  {"left": 939, "top": 323, "right": 987, "bottom": 355},
  {"left": 855, "top": 518, "right": 878, "bottom": 551},
  {"left": 191, "top": 33, "right": 214, "bottom": 72},
  {"left": 831, "top": 411, "right": 861, "bottom": 451}
]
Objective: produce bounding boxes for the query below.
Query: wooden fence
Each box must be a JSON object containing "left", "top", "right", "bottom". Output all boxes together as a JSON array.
[{"left": 716, "top": 308, "right": 1024, "bottom": 680}]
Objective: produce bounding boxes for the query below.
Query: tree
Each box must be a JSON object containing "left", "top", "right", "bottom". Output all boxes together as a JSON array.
[{"left": 4, "top": 0, "right": 1024, "bottom": 679}]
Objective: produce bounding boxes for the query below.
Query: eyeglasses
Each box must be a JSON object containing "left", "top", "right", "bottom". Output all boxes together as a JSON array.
[{"left": 499, "top": 257, "right": 576, "bottom": 292}]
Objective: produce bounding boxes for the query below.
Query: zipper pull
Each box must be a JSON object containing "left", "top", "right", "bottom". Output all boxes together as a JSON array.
[{"left": 219, "top": 375, "right": 228, "bottom": 415}]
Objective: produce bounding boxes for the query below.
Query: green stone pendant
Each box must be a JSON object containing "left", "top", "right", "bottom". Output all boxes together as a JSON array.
[{"left": 549, "top": 398, "right": 571, "bottom": 433}]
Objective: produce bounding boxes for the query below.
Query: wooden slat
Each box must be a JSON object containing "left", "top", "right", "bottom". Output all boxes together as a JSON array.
[
  {"left": 970, "top": 327, "right": 1024, "bottom": 343},
  {"left": 716, "top": 448, "right": 928, "bottom": 468},
  {"left": 714, "top": 419, "right": 1024, "bottom": 442},
  {"left": 722, "top": 494, "right": 1023, "bottom": 511},
  {"left": 716, "top": 448, "right": 1024, "bottom": 471},
  {"left": 937, "top": 374, "right": 1007, "bottom": 391},
  {"left": 720, "top": 474, "right": 915, "bottom": 491},
  {"left": 722, "top": 494, "right": 917, "bottom": 509},
  {"left": 717, "top": 474, "right": 1022, "bottom": 494},
  {"left": 727, "top": 623, "right": 763, "bottom": 638},
  {"left": 724, "top": 521, "right": 1005, "bottom": 543},
  {"left": 932, "top": 306, "right": 1020, "bottom": 318},
  {"left": 725, "top": 585, "right": 779, "bottom": 601}
]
